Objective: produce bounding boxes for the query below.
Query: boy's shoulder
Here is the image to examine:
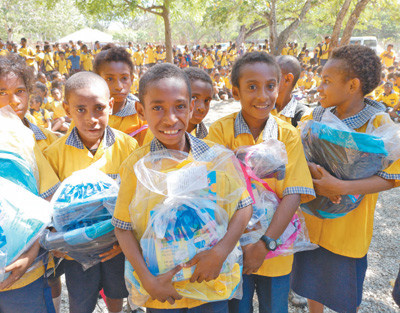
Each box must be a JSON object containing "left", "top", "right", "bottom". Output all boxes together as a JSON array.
[
  {"left": 210, "top": 111, "right": 239, "bottom": 128},
  {"left": 273, "top": 114, "right": 300, "bottom": 140},
  {"left": 109, "top": 127, "right": 139, "bottom": 151},
  {"left": 43, "top": 132, "right": 69, "bottom": 158}
]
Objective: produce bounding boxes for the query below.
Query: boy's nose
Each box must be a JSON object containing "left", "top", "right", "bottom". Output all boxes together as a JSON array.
[{"left": 9, "top": 94, "right": 21, "bottom": 106}]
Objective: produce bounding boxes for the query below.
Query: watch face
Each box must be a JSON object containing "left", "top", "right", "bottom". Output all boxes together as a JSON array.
[{"left": 269, "top": 241, "right": 277, "bottom": 250}]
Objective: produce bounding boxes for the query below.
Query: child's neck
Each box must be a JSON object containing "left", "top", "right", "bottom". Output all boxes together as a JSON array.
[
  {"left": 187, "top": 122, "right": 197, "bottom": 133},
  {"left": 334, "top": 96, "right": 365, "bottom": 120},
  {"left": 275, "top": 94, "right": 292, "bottom": 113},
  {"left": 241, "top": 111, "right": 268, "bottom": 141},
  {"left": 113, "top": 98, "right": 127, "bottom": 115}
]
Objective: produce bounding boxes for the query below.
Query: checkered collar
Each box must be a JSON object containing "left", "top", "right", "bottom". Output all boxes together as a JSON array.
[
  {"left": 25, "top": 118, "right": 47, "bottom": 140},
  {"left": 194, "top": 122, "right": 208, "bottom": 139},
  {"left": 65, "top": 126, "right": 116, "bottom": 149},
  {"left": 279, "top": 96, "right": 297, "bottom": 118},
  {"left": 312, "top": 98, "right": 386, "bottom": 130},
  {"left": 234, "top": 111, "right": 278, "bottom": 140},
  {"left": 150, "top": 132, "right": 212, "bottom": 160},
  {"left": 114, "top": 93, "right": 138, "bottom": 117}
]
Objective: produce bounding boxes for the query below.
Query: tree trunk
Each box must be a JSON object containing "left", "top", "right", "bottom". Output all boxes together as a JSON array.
[
  {"left": 244, "top": 23, "right": 268, "bottom": 41},
  {"left": 236, "top": 25, "right": 247, "bottom": 49},
  {"left": 268, "top": 0, "right": 278, "bottom": 55},
  {"left": 162, "top": 0, "right": 173, "bottom": 63},
  {"left": 330, "top": 0, "right": 353, "bottom": 48},
  {"left": 273, "top": 0, "right": 313, "bottom": 55},
  {"left": 339, "top": 0, "right": 371, "bottom": 45}
]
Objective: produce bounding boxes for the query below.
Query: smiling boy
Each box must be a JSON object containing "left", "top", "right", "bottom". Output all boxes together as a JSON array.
[{"left": 112, "top": 63, "right": 253, "bottom": 313}]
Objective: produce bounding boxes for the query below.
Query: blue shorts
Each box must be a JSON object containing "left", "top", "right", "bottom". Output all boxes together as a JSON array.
[
  {"left": 229, "top": 274, "right": 290, "bottom": 313},
  {"left": 393, "top": 265, "right": 400, "bottom": 307},
  {"left": 64, "top": 253, "right": 128, "bottom": 313},
  {"left": 0, "top": 276, "right": 55, "bottom": 313},
  {"left": 291, "top": 246, "right": 367, "bottom": 313},
  {"left": 146, "top": 300, "right": 228, "bottom": 313}
]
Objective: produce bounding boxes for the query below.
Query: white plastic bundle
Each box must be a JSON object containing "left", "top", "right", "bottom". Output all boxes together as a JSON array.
[
  {"left": 0, "top": 106, "right": 39, "bottom": 192},
  {"left": 0, "top": 178, "right": 52, "bottom": 282}
]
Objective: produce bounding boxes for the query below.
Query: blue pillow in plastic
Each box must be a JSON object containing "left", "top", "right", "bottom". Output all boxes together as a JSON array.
[
  {"left": 0, "top": 151, "right": 38, "bottom": 195},
  {"left": 301, "top": 121, "right": 388, "bottom": 219}
]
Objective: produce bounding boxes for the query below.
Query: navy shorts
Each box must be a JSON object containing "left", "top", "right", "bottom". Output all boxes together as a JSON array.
[
  {"left": 0, "top": 276, "right": 55, "bottom": 313},
  {"left": 64, "top": 253, "right": 128, "bottom": 313},
  {"left": 146, "top": 300, "right": 228, "bottom": 313},
  {"left": 291, "top": 246, "right": 367, "bottom": 313},
  {"left": 229, "top": 274, "right": 290, "bottom": 313},
  {"left": 393, "top": 265, "right": 400, "bottom": 307}
]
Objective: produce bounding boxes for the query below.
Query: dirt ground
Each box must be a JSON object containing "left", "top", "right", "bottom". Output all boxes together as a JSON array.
[{"left": 60, "top": 100, "right": 400, "bottom": 312}]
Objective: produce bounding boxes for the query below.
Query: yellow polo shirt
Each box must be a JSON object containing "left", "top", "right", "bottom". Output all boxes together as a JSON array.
[
  {"left": 18, "top": 47, "right": 35, "bottom": 66},
  {"left": 29, "top": 108, "right": 51, "bottom": 129},
  {"left": 376, "top": 91, "right": 399, "bottom": 108},
  {"left": 46, "top": 100, "right": 67, "bottom": 119},
  {"left": 207, "top": 112, "right": 315, "bottom": 277},
  {"left": 134, "top": 51, "right": 144, "bottom": 66},
  {"left": 380, "top": 50, "right": 395, "bottom": 67},
  {"left": 80, "top": 52, "right": 93, "bottom": 71},
  {"left": 44, "top": 52, "right": 55, "bottom": 72},
  {"left": 44, "top": 126, "right": 138, "bottom": 182},
  {"left": 25, "top": 118, "right": 59, "bottom": 152},
  {"left": 300, "top": 103, "right": 400, "bottom": 258},
  {"left": 1, "top": 144, "right": 60, "bottom": 292},
  {"left": 112, "top": 134, "right": 252, "bottom": 309}
]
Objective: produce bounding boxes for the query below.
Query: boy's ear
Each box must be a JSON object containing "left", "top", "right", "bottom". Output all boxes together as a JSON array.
[
  {"left": 135, "top": 101, "right": 146, "bottom": 121},
  {"left": 189, "top": 98, "right": 195, "bottom": 119},
  {"left": 108, "top": 97, "right": 114, "bottom": 115},
  {"left": 63, "top": 101, "right": 72, "bottom": 118},
  {"left": 232, "top": 86, "right": 241, "bottom": 101},
  {"left": 349, "top": 78, "right": 362, "bottom": 94},
  {"left": 285, "top": 73, "right": 294, "bottom": 86}
]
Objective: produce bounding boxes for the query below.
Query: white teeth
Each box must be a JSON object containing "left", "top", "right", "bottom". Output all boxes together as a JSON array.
[
  {"left": 255, "top": 105, "right": 268, "bottom": 109},
  {"left": 163, "top": 130, "right": 179, "bottom": 135}
]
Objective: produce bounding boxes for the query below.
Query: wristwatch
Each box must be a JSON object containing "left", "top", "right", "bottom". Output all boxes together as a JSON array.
[{"left": 260, "top": 235, "right": 277, "bottom": 251}]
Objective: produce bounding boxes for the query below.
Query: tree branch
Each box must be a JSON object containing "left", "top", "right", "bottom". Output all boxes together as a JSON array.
[{"left": 137, "top": 4, "right": 164, "bottom": 16}]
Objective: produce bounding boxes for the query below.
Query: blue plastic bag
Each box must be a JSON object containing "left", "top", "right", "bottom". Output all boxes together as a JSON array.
[{"left": 40, "top": 169, "right": 119, "bottom": 270}]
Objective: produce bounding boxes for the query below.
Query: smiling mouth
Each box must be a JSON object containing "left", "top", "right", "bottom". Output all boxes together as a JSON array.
[
  {"left": 161, "top": 130, "right": 179, "bottom": 135},
  {"left": 254, "top": 105, "right": 269, "bottom": 109}
]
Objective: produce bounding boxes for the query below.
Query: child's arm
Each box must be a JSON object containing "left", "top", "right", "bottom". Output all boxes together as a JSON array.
[
  {"left": 0, "top": 239, "right": 40, "bottom": 290},
  {"left": 115, "top": 228, "right": 183, "bottom": 304},
  {"left": 242, "top": 194, "right": 300, "bottom": 275},
  {"left": 184, "top": 204, "right": 252, "bottom": 283},
  {"left": 310, "top": 163, "right": 395, "bottom": 198}
]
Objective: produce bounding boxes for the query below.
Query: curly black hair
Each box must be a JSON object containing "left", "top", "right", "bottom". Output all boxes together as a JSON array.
[
  {"left": 93, "top": 47, "right": 134, "bottom": 75},
  {"left": 183, "top": 67, "right": 213, "bottom": 87},
  {"left": 330, "top": 45, "right": 381, "bottom": 96},
  {"left": 231, "top": 51, "right": 281, "bottom": 88},
  {"left": 0, "top": 54, "right": 35, "bottom": 93},
  {"left": 138, "top": 63, "right": 191, "bottom": 104}
]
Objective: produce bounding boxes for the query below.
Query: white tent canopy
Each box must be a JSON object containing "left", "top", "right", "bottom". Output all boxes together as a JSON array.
[{"left": 58, "top": 28, "right": 113, "bottom": 43}]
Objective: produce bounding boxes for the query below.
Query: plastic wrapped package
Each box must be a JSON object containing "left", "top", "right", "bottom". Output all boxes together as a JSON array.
[
  {"left": 0, "top": 178, "right": 52, "bottom": 282},
  {"left": 40, "top": 169, "right": 119, "bottom": 270},
  {"left": 0, "top": 106, "right": 39, "bottom": 194},
  {"left": 236, "top": 139, "right": 288, "bottom": 180},
  {"left": 126, "top": 146, "right": 247, "bottom": 306},
  {"left": 300, "top": 111, "right": 400, "bottom": 218},
  {"left": 236, "top": 141, "right": 317, "bottom": 255}
]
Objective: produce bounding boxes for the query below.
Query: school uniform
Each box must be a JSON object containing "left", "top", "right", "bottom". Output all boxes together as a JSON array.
[
  {"left": 46, "top": 100, "right": 66, "bottom": 119},
  {"left": 0, "top": 144, "right": 59, "bottom": 313},
  {"left": 271, "top": 96, "right": 307, "bottom": 126},
  {"left": 25, "top": 118, "right": 59, "bottom": 152},
  {"left": 291, "top": 99, "right": 400, "bottom": 312},
  {"left": 190, "top": 122, "right": 208, "bottom": 139},
  {"left": 112, "top": 133, "right": 252, "bottom": 312},
  {"left": 207, "top": 112, "right": 315, "bottom": 313},
  {"left": 29, "top": 108, "right": 51, "bottom": 129},
  {"left": 44, "top": 126, "right": 138, "bottom": 313},
  {"left": 376, "top": 91, "right": 399, "bottom": 108},
  {"left": 109, "top": 93, "right": 150, "bottom": 146}
]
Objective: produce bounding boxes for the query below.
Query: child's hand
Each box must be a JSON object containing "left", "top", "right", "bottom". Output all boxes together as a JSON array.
[
  {"left": 145, "top": 265, "right": 183, "bottom": 304},
  {"left": 51, "top": 250, "right": 67, "bottom": 258},
  {"left": 312, "top": 165, "right": 342, "bottom": 198},
  {"left": 0, "top": 240, "right": 40, "bottom": 290},
  {"left": 99, "top": 243, "right": 122, "bottom": 262},
  {"left": 308, "top": 162, "right": 322, "bottom": 179},
  {"left": 184, "top": 248, "right": 226, "bottom": 283},
  {"left": 242, "top": 241, "right": 267, "bottom": 275}
]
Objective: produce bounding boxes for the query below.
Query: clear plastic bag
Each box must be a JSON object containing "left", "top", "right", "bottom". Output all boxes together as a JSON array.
[
  {"left": 300, "top": 112, "right": 395, "bottom": 218},
  {"left": 0, "top": 106, "right": 39, "bottom": 194},
  {"left": 236, "top": 139, "right": 288, "bottom": 180},
  {"left": 236, "top": 141, "right": 317, "bottom": 255},
  {"left": 126, "top": 145, "right": 247, "bottom": 305},
  {"left": 0, "top": 178, "right": 52, "bottom": 282},
  {"left": 40, "top": 168, "right": 119, "bottom": 270}
]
